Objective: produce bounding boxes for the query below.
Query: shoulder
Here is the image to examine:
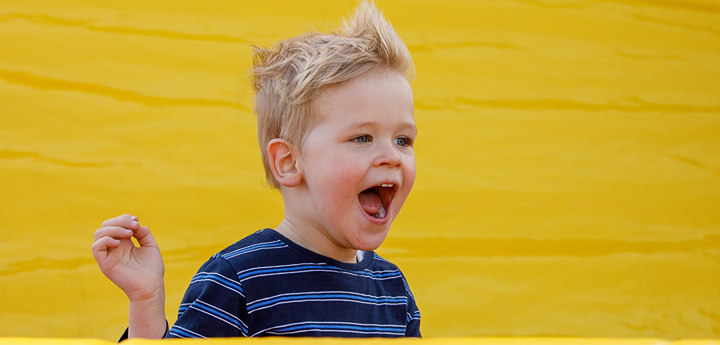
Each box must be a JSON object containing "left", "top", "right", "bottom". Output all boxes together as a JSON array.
[
  {"left": 183, "top": 229, "right": 283, "bottom": 297},
  {"left": 215, "top": 229, "right": 286, "bottom": 257},
  {"left": 370, "top": 253, "right": 417, "bottom": 300},
  {"left": 208, "top": 229, "right": 289, "bottom": 271},
  {"left": 368, "top": 252, "right": 404, "bottom": 278},
  {"left": 368, "top": 252, "right": 399, "bottom": 269}
]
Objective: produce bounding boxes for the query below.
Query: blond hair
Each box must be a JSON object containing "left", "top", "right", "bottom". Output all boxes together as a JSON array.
[{"left": 252, "top": 1, "right": 414, "bottom": 189}]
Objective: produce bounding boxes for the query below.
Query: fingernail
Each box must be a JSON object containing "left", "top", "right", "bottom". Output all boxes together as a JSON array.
[
  {"left": 131, "top": 221, "right": 139, "bottom": 227},
  {"left": 130, "top": 216, "right": 138, "bottom": 221},
  {"left": 125, "top": 229, "right": 133, "bottom": 234}
]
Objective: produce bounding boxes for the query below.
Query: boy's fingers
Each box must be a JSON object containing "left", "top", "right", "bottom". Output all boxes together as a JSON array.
[
  {"left": 91, "top": 237, "right": 122, "bottom": 261},
  {"left": 133, "top": 225, "right": 159, "bottom": 249},
  {"left": 94, "top": 226, "right": 135, "bottom": 241},
  {"left": 101, "top": 214, "right": 140, "bottom": 230}
]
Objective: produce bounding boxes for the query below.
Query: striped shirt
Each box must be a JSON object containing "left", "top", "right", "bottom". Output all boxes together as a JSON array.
[{"left": 166, "top": 229, "right": 421, "bottom": 338}]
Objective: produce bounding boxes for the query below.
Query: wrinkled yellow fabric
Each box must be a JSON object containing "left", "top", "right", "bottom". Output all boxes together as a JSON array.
[
  {"left": 0, "top": 0, "right": 719, "bottom": 341},
  {"left": 1, "top": 339, "right": 720, "bottom": 345}
]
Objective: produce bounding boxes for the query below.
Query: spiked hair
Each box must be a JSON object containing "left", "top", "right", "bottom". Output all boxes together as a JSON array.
[{"left": 251, "top": 1, "right": 414, "bottom": 188}]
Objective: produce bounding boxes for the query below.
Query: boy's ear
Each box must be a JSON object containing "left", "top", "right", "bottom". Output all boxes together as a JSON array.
[{"left": 267, "top": 139, "right": 302, "bottom": 188}]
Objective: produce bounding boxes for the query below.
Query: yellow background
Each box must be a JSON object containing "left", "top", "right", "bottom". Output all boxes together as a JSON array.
[{"left": 1, "top": 0, "right": 719, "bottom": 341}]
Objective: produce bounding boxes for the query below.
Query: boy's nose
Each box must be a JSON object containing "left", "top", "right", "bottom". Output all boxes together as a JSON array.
[{"left": 373, "top": 141, "right": 402, "bottom": 168}]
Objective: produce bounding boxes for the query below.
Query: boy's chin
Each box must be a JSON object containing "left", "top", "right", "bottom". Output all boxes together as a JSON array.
[{"left": 350, "top": 230, "right": 390, "bottom": 252}]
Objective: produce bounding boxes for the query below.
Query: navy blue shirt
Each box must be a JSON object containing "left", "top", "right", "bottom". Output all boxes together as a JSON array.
[{"left": 158, "top": 229, "right": 421, "bottom": 338}]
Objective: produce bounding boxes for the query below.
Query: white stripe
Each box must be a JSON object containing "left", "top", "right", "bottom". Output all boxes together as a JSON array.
[
  {"left": 193, "top": 271, "right": 238, "bottom": 282},
  {"left": 171, "top": 325, "right": 208, "bottom": 339},
  {"left": 401, "top": 277, "right": 415, "bottom": 299},
  {"left": 190, "top": 278, "right": 244, "bottom": 297},
  {"left": 188, "top": 300, "right": 247, "bottom": 331},
  {"left": 222, "top": 240, "right": 284, "bottom": 258},
  {"left": 196, "top": 299, "right": 248, "bottom": 329},
  {"left": 237, "top": 262, "right": 399, "bottom": 277},
  {"left": 237, "top": 262, "right": 317, "bottom": 276},
  {"left": 248, "top": 290, "right": 406, "bottom": 313},
  {"left": 192, "top": 272, "right": 243, "bottom": 289},
  {"left": 177, "top": 303, "right": 191, "bottom": 317},
  {"left": 251, "top": 320, "right": 404, "bottom": 337},
  {"left": 365, "top": 268, "right": 400, "bottom": 273},
  {"left": 250, "top": 290, "right": 404, "bottom": 305},
  {"left": 240, "top": 268, "right": 401, "bottom": 282},
  {"left": 239, "top": 264, "right": 401, "bottom": 282},
  {"left": 249, "top": 298, "right": 407, "bottom": 314},
  {"left": 407, "top": 312, "right": 421, "bottom": 321},
  {"left": 264, "top": 329, "right": 403, "bottom": 336},
  {"left": 224, "top": 244, "right": 288, "bottom": 259},
  {"left": 188, "top": 306, "right": 244, "bottom": 332}
]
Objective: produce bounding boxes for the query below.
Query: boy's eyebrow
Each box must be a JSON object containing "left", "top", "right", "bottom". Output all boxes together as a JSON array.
[{"left": 345, "top": 121, "right": 417, "bottom": 133}]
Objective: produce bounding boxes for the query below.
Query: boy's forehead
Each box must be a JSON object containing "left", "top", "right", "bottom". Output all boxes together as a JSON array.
[
  {"left": 313, "top": 99, "right": 415, "bottom": 134},
  {"left": 312, "top": 70, "right": 414, "bottom": 124}
]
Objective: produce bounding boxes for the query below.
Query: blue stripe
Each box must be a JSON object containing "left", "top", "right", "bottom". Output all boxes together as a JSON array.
[
  {"left": 248, "top": 293, "right": 406, "bottom": 311},
  {"left": 238, "top": 264, "right": 401, "bottom": 280},
  {"left": 223, "top": 242, "right": 286, "bottom": 258},
  {"left": 192, "top": 303, "right": 246, "bottom": 332},
  {"left": 170, "top": 327, "right": 198, "bottom": 338},
  {"left": 276, "top": 323, "right": 404, "bottom": 333},
  {"left": 191, "top": 273, "right": 243, "bottom": 292},
  {"left": 402, "top": 278, "right": 415, "bottom": 299},
  {"left": 407, "top": 310, "right": 421, "bottom": 322}
]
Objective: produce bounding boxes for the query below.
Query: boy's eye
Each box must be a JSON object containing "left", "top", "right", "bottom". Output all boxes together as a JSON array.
[
  {"left": 395, "top": 137, "right": 412, "bottom": 147},
  {"left": 354, "top": 135, "right": 372, "bottom": 143}
]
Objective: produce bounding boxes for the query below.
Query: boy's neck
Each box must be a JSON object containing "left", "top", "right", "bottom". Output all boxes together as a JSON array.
[{"left": 275, "top": 218, "right": 359, "bottom": 264}]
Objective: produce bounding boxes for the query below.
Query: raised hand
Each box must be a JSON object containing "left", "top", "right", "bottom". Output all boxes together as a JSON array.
[
  {"left": 92, "top": 214, "right": 167, "bottom": 338},
  {"left": 92, "top": 214, "right": 165, "bottom": 301}
]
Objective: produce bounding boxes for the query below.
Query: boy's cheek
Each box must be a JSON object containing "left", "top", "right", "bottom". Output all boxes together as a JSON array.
[
  {"left": 314, "top": 165, "right": 364, "bottom": 203},
  {"left": 393, "top": 171, "right": 416, "bottom": 213},
  {"left": 403, "top": 164, "right": 417, "bottom": 193}
]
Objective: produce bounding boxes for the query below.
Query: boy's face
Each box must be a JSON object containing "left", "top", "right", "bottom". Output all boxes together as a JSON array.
[{"left": 298, "top": 68, "right": 416, "bottom": 252}]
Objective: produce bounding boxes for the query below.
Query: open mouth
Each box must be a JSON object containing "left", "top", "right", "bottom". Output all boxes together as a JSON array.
[{"left": 358, "top": 183, "right": 396, "bottom": 219}]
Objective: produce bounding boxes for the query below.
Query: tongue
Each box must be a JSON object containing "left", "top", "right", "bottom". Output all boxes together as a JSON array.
[{"left": 358, "top": 190, "right": 382, "bottom": 215}]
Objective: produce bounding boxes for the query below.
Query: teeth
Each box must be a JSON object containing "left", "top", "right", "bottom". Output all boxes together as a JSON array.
[
  {"left": 380, "top": 183, "right": 394, "bottom": 188},
  {"left": 377, "top": 204, "right": 386, "bottom": 218},
  {"left": 372, "top": 204, "right": 387, "bottom": 218}
]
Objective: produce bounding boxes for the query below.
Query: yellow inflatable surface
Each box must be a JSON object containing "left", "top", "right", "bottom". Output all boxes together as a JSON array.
[
  {"left": 2, "top": 338, "right": 720, "bottom": 345},
  {"left": 1, "top": 0, "right": 719, "bottom": 341},
  {"left": 1, "top": 338, "right": 720, "bottom": 345}
]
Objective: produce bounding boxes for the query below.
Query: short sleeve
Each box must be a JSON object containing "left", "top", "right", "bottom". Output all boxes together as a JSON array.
[
  {"left": 169, "top": 255, "right": 248, "bottom": 338},
  {"left": 402, "top": 275, "right": 421, "bottom": 338}
]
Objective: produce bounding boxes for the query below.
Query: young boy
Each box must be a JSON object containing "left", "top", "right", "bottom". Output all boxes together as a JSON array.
[{"left": 92, "top": 1, "right": 420, "bottom": 339}]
